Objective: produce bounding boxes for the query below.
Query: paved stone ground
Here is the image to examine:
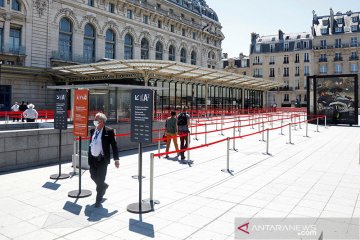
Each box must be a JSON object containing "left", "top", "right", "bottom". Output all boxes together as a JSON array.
[{"left": 0, "top": 113, "right": 360, "bottom": 240}]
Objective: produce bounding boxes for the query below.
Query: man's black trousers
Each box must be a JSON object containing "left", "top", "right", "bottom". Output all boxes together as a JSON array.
[{"left": 89, "top": 158, "right": 108, "bottom": 203}]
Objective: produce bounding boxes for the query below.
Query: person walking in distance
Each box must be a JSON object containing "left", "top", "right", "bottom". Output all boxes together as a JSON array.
[
  {"left": 88, "top": 112, "right": 119, "bottom": 208},
  {"left": 10, "top": 101, "right": 20, "bottom": 122},
  {"left": 22, "top": 103, "right": 38, "bottom": 122},
  {"left": 177, "top": 106, "right": 190, "bottom": 161},
  {"left": 164, "top": 111, "right": 179, "bottom": 159},
  {"left": 19, "top": 101, "right": 27, "bottom": 122}
]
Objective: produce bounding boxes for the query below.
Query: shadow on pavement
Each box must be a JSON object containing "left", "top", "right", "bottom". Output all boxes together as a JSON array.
[
  {"left": 129, "top": 218, "right": 155, "bottom": 238},
  {"left": 42, "top": 181, "right": 61, "bottom": 190},
  {"left": 84, "top": 204, "right": 118, "bottom": 222}
]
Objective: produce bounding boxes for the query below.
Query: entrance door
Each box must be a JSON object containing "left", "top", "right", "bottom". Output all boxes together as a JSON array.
[{"left": 0, "top": 85, "right": 11, "bottom": 110}]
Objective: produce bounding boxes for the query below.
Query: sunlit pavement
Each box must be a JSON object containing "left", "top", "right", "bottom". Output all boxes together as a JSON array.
[{"left": 0, "top": 114, "right": 360, "bottom": 240}]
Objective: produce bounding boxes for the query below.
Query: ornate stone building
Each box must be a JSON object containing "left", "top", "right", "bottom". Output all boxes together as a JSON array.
[{"left": 0, "top": 0, "right": 224, "bottom": 110}]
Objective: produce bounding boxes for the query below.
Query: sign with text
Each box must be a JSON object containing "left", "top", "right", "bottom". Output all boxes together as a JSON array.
[
  {"left": 54, "top": 90, "right": 68, "bottom": 130},
  {"left": 130, "top": 89, "right": 153, "bottom": 143},
  {"left": 73, "top": 89, "right": 89, "bottom": 137}
]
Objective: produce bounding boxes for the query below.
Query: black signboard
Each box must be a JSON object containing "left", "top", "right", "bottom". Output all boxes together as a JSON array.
[
  {"left": 307, "top": 74, "right": 358, "bottom": 125},
  {"left": 130, "top": 89, "right": 153, "bottom": 143},
  {"left": 54, "top": 90, "right": 68, "bottom": 130}
]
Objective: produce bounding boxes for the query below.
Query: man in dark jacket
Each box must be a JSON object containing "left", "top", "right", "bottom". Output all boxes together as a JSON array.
[
  {"left": 88, "top": 112, "right": 119, "bottom": 207},
  {"left": 19, "top": 101, "right": 27, "bottom": 122}
]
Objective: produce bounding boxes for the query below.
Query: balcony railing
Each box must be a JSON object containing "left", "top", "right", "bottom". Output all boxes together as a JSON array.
[
  {"left": 51, "top": 51, "right": 96, "bottom": 64},
  {"left": 319, "top": 58, "right": 327, "bottom": 62},
  {"left": 253, "top": 75, "right": 263, "bottom": 78},
  {"left": 269, "top": 62, "right": 275, "bottom": 65},
  {"left": 295, "top": 73, "right": 300, "bottom": 76},
  {"left": 334, "top": 57, "right": 343, "bottom": 61},
  {"left": 304, "top": 72, "right": 310, "bottom": 76},
  {"left": 283, "top": 61, "right": 289, "bottom": 64},
  {"left": 304, "top": 59, "right": 310, "bottom": 62},
  {"left": 283, "top": 74, "right": 289, "bottom": 77},
  {"left": 253, "top": 62, "right": 263, "bottom": 65},
  {"left": 350, "top": 56, "right": 359, "bottom": 61},
  {"left": 0, "top": 44, "right": 26, "bottom": 55}
]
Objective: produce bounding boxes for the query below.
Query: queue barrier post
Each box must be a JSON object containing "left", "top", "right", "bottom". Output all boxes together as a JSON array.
[
  {"left": 221, "top": 137, "right": 233, "bottom": 174},
  {"left": 143, "top": 153, "right": 160, "bottom": 208},
  {"left": 157, "top": 129, "right": 161, "bottom": 158},
  {"left": 187, "top": 133, "right": 190, "bottom": 160},
  {"left": 316, "top": 118, "right": 319, "bottom": 132},
  {"left": 205, "top": 123, "right": 207, "bottom": 145},
  {"left": 288, "top": 123, "right": 293, "bottom": 144},
  {"left": 265, "top": 129, "right": 270, "bottom": 155},
  {"left": 325, "top": 116, "right": 327, "bottom": 128}
]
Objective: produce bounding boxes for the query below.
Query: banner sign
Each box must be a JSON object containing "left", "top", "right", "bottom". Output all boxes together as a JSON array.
[
  {"left": 73, "top": 89, "right": 89, "bottom": 137},
  {"left": 54, "top": 90, "right": 68, "bottom": 130},
  {"left": 130, "top": 89, "right": 153, "bottom": 143}
]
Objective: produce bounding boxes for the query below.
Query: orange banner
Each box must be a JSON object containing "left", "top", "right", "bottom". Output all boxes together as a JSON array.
[{"left": 73, "top": 89, "right": 89, "bottom": 137}]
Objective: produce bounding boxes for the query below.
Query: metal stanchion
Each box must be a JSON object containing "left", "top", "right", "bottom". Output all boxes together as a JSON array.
[
  {"left": 316, "top": 118, "right": 319, "bottom": 132},
  {"left": 68, "top": 137, "right": 92, "bottom": 198},
  {"left": 304, "top": 120, "right": 309, "bottom": 137},
  {"left": 237, "top": 116, "right": 241, "bottom": 132},
  {"left": 270, "top": 115, "right": 273, "bottom": 128},
  {"left": 205, "top": 123, "right": 207, "bottom": 145},
  {"left": 325, "top": 116, "right": 327, "bottom": 128},
  {"left": 260, "top": 122, "right": 265, "bottom": 142},
  {"left": 251, "top": 115, "right": 255, "bottom": 129},
  {"left": 299, "top": 115, "right": 302, "bottom": 129},
  {"left": 50, "top": 129, "right": 70, "bottom": 180},
  {"left": 194, "top": 120, "right": 199, "bottom": 140},
  {"left": 287, "top": 124, "right": 293, "bottom": 144},
  {"left": 187, "top": 133, "right": 190, "bottom": 160},
  {"left": 157, "top": 129, "right": 161, "bottom": 158},
  {"left": 143, "top": 153, "right": 160, "bottom": 208},
  {"left": 239, "top": 120, "right": 242, "bottom": 137},
  {"left": 70, "top": 140, "right": 78, "bottom": 176},
  {"left": 280, "top": 118, "right": 284, "bottom": 135},
  {"left": 221, "top": 138, "right": 233, "bottom": 174},
  {"left": 220, "top": 114, "right": 224, "bottom": 136},
  {"left": 265, "top": 129, "right": 270, "bottom": 155},
  {"left": 232, "top": 124, "right": 238, "bottom": 151}
]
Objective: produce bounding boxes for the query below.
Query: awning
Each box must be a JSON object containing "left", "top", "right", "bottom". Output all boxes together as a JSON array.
[{"left": 51, "top": 60, "right": 280, "bottom": 90}]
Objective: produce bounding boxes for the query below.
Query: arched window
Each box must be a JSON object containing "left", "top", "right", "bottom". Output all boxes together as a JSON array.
[
  {"left": 12, "top": 0, "right": 20, "bottom": 11},
  {"left": 141, "top": 38, "right": 149, "bottom": 59},
  {"left": 168, "top": 45, "right": 175, "bottom": 61},
  {"left": 124, "top": 34, "right": 133, "bottom": 59},
  {"left": 83, "top": 24, "right": 96, "bottom": 63},
  {"left": 155, "top": 41, "right": 163, "bottom": 60},
  {"left": 191, "top": 50, "right": 197, "bottom": 65},
  {"left": 59, "top": 18, "right": 72, "bottom": 61},
  {"left": 180, "top": 48, "right": 186, "bottom": 63},
  {"left": 105, "top": 29, "right": 115, "bottom": 59}
]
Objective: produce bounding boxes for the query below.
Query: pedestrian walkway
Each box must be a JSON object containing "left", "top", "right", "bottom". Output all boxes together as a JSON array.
[{"left": 0, "top": 115, "right": 359, "bottom": 240}]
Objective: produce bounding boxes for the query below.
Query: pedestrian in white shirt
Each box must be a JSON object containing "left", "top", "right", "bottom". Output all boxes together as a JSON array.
[
  {"left": 23, "top": 104, "right": 38, "bottom": 122},
  {"left": 11, "top": 102, "right": 20, "bottom": 122}
]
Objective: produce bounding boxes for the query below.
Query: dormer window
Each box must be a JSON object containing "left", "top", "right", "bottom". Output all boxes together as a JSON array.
[
  {"left": 271, "top": 37, "right": 275, "bottom": 41},
  {"left": 352, "top": 16, "right": 359, "bottom": 23},
  {"left": 335, "top": 27, "right": 343, "bottom": 33},
  {"left": 351, "top": 25, "right": 358, "bottom": 32},
  {"left": 12, "top": 0, "right": 20, "bottom": 11},
  {"left": 285, "top": 36, "right": 290, "bottom": 40},
  {"left": 337, "top": 18, "right": 343, "bottom": 24},
  {"left": 322, "top": 20, "right": 329, "bottom": 26},
  {"left": 321, "top": 28, "right": 328, "bottom": 34}
]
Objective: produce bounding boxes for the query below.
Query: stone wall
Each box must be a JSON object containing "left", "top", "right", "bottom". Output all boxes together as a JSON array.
[{"left": 0, "top": 121, "right": 165, "bottom": 172}]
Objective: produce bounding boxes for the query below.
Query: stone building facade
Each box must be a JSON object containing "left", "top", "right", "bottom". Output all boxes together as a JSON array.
[
  {"left": 311, "top": 9, "right": 359, "bottom": 78},
  {"left": 248, "top": 30, "right": 313, "bottom": 107},
  {"left": 0, "top": 0, "right": 224, "bottom": 110}
]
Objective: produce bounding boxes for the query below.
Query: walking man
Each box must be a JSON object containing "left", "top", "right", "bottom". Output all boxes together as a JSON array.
[
  {"left": 164, "top": 111, "right": 179, "bottom": 159},
  {"left": 88, "top": 112, "right": 120, "bottom": 208},
  {"left": 177, "top": 106, "right": 190, "bottom": 161},
  {"left": 19, "top": 101, "right": 27, "bottom": 122},
  {"left": 10, "top": 102, "right": 20, "bottom": 122}
]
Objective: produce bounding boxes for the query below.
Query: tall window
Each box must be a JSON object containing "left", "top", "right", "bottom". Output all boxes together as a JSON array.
[
  {"left": 283, "top": 55, "right": 289, "bottom": 63},
  {"left": 283, "top": 67, "right": 289, "bottom": 76},
  {"left": 83, "top": 24, "right": 96, "bottom": 63},
  {"left": 124, "top": 34, "right": 133, "bottom": 59},
  {"left": 269, "top": 68, "right": 275, "bottom": 77},
  {"left": 105, "top": 29, "right": 115, "bottom": 59},
  {"left": 191, "top": 50, "right": 196, "bottom": 65},
  {"left": 0, "top": 28, "right": 3, "bottom": 50},
  {"left": 155, "top": 41, "right": 163, "bottom": 60},
  {"left": 180, "top": 48, "right": 186, "bottom": 63},
  {"left": 320, "top": 39, "right": 326, "bottom": 48},
  {"left": 295, "top": 53, "right": 299, "bottom": 63},
  {"left": 269, "top": 56, "right": 275, "bottom": 64},
  {"left": 320, "top": 65, "right": 327, "bottom": 74},
  {"left": 295, "top": 66, "right": 300, "bottom": 76},
  {"left": 168, "top": 45, "right": 175, "bottom": 61},
  {"left": 88, "top": 0, "right": 94, "bottom": 7},
  {"left": 127, "top": 9, "right": 133, "bottom": 19},
  {"left": 12, "top": 0, "right": 20, "bottom": 11},
  {"left": 59, "top": 18, "right": 72, "bottom": 60},
  {"left": 335, "top": 38, "right": 341, "bottom": 48},
  {"left": 351, "top": 63, "right": 358, "bottom": 73},
  {"left": 109, "top": 3, "right": 115, "bottom": 13},
  {"left": 140, "top": 38, "right": 149, "bottom": 59},
  {"left": 0, "top": 0, "right": 4, "bottom": 7},
  {"left": 351, "top": 37, "right": 358, "bottom": 47},
  {"left": 9, "top": 27, "right": 21, "bottom": 52},
  {"left": 335, "top": 64, "right": 342, "bottom": 73},
  {"left": 143, "top": 15, "right": 148, "bottom": 24},
  {"left": 304, "top": 53, "right": 309, "bottom": 62},
  {"left": 284, "top": 43, "right": 289, "bottom": 51},
  {"left": 304, "top": 66, "right": 310, "bottom": 76}
]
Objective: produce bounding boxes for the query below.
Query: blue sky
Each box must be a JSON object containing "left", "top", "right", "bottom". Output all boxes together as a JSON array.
[{"left": 205, "top": 0, "right": 358, "bottom": 57}]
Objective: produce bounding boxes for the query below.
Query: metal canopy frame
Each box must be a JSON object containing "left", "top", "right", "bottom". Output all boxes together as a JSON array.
[{"left": 51, "top": 60, "right": 280, "bottom": 90}]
